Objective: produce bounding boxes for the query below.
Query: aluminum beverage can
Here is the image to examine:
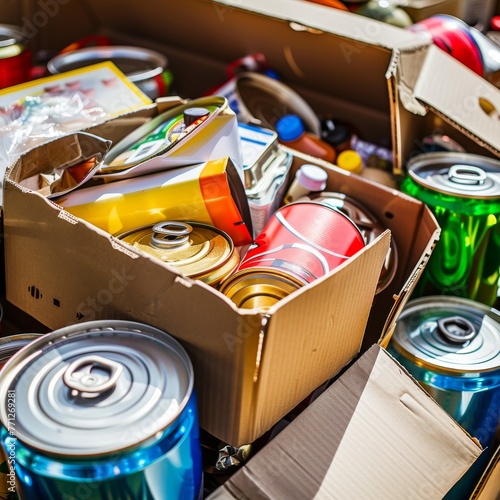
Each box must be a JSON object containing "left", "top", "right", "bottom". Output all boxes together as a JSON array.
[
  {"left": 401, "top": 152, "right": 500, "bottom": 306},
  {"left": 387, "top": 296, "right": 500, "bottom": 499},
  {"left": 118, "top": 220, "right": 240, "bottom": 287},
  {"left": 0, "top": 321, "right": 203, "bottom": 500},
  {"left": 220, "top": 201, "right": 365, "bottom": 309}
]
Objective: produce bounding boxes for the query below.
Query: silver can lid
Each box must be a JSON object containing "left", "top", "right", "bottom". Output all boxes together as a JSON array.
[
  {"left": 392, "top": 296, "right": 500, "bottom": 373},
  {"left": 0, "top": 24, "right": 25, "bottom": 48},
  {"left": 0, "top": 321, "right": 193, "bottom": 457},
  {"left": 407, "top": 152, "right": 500, "bottom": 198}
]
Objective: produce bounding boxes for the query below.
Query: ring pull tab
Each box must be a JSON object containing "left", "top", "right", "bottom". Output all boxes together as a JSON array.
[
  {"left": 437, "top": 316, "right": 477, "bottom": 344},
  {"left": 448, "top": 165, "right": 487, "bottom": 185},
  {"left": 150, "top": 221, "right": 193, "bottom": 249},
  {"left": 63, "top": 355, "right": 123, "bottom": 397}
]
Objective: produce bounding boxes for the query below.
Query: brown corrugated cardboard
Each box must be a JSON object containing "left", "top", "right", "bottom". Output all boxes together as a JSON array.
[
  {"left": 207, "top": 345, "right": 483, "bottom": 500},
  {"left": 3, "top": 0, "right": 443, "bottom": 447},
  {"left": 470, "top": 442, "right": 500, "bottom": 500},
  {"left": 7, "top": 0, "right": 499, "bottom": 178},
  {"left": 402, "top": 0, "right": 462, "bottom": 22},
  {"left": 392, "top": 43, "right": 500, "bottom": 174},
  {"left": 5, "top": 125, "right": 433, "bottom": 446}
]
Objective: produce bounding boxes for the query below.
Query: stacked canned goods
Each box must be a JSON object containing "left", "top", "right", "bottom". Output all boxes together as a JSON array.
[
  {"left": 219, "top": 200, "right": 366, "bottom": 309},
  {"left": 118, "top": 221, "right": 240, "bottom": 287}
]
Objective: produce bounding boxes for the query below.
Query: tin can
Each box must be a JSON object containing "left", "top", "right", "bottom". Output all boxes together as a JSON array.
[
  {"left": 47, "top": 45, "right": 171, "bottom": 100},
  {"left": 0, "top": 320, "right": 203, "bottom": 500},
  {"left": 233, "top": 72, "right": 322, "bottom": 135},
  {"left": 220, "top": 201, "right": 365, "bottom": 309},
  {"left": 299, "top": 192, "right": 398, "bottom": 294},
  {"left": 118, "top": 220, "right": 240, "bottom": 287},
  {"left": 0, "top": 25, "right": 32, "bottom": 89},
  {"left": 387, "top": 296, "right": 500, "bottom": 499},
  {"left": 0, "top": 333, "right": 42, "bottom": 370},
  {"left": 401, "top": 152, "right": 500, "bottom": 306},
  {"left": 239, "top": 123, "right": 293, "bottom": 234},
  {"left": 409, "top": 14, "right": 500, "bottom": 86},
  {"left": 0, "top": 334, "right": 42, "bottom": 500}
]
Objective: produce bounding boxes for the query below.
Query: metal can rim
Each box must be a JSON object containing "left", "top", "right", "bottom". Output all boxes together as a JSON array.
[
  {"left": 47, "top": 45, "right": 167, "bottom": 82},
  {"left": 391, "top": 296, "right": 500, "bottom": 374},
  {"left": 0, "top": 320, "right": 195, "bottom": 457},
  {"left": 406, "top": 152, "right": 500, "bottom": 199},
  {"left": 117, "top": 220, "right": 239, "bottom": 286}
]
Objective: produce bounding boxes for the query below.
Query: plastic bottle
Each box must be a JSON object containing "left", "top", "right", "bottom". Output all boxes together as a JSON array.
[
  {"left": 276, "top": 114, "right": 337, "bottom": 164},
  {"left": 283, "top": 164, "right": 328, "bottom": 204},
  {"left": 336, "top": 149, "right": 399, "bottom": 189}
]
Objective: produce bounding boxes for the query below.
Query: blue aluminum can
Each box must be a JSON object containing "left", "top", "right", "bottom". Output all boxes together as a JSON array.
[
  {"left": 387, "top": 296, "right": 500, "bottom": 499},
  {"left": 0, "top": 320, "right": 203, "bottom": 500}
]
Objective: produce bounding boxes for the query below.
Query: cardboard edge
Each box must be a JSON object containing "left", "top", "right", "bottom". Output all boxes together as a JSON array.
[
  {"left": 410, "top": 45, "right": 500, "bottom": 158},
  {"left": 213, "top": 0, "right": 432, "bottom": 52},
  {"left": 378, "top": 204, "right": 440, "bottom": 348}
]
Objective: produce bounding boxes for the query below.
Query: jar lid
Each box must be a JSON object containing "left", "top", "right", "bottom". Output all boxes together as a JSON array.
[
  {"left": 337, "top": 150, "right": 363, "bottom": 173},
  {"left": 296, "top": 164, "right": 328, "bottom": 191}
]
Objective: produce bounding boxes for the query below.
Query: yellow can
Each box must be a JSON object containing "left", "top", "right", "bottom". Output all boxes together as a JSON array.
[
  {"left": 118, "top": 221, "right": 240, "bottom": 287},
  {"left": 219, "top": 268, "right": 304, "bottom": 310}
]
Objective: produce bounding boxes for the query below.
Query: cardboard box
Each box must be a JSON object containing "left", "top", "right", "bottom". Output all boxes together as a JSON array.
[
  {"left": 207, "top": 345, "right": 483, "bottom": 500},
  {"left": 6, "top": 0, "right": 500, "bottom": 171},
  {"left": 392, "top": 41, "right": 500, "bottom": 174},
  {"left": 402, "top": 0, "right": 462, "bottom": 22},
  {"left": 2, "top": 0, "right": 449, "bottom": 447},
  {"left": 3, "top": 105, "right": 440, "bottom": 447}
]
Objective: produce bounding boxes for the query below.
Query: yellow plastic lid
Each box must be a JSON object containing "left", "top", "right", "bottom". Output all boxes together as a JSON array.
[{"left": 337, "top": 150, "right": 363, "bottom": 174}]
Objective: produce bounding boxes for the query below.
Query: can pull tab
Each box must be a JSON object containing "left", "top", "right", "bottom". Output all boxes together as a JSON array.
[
  {"left": 437, "top": 316, "right": 477, "bottom": 344},
  {"left": 63, "top": 355, "right": 123, "bottom": 397},
  {"left": 448, "top": 165, "right": 487, "bottom": 185},
  {"left": 151, "top": 221, "right": 192, "bottom": 249}
]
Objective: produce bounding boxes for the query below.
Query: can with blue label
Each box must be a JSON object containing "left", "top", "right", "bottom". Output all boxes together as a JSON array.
[
  {"left": 387, "top": 296, "right": 500, "bottom": 499},
  {"left": 0, "top": 320, "right": 203, "bottom": 500}
]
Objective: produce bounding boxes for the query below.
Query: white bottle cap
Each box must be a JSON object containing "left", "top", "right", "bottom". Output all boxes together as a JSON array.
[
  {"left": 283, "top": 164, "right": 328, "bottom": 204},
  {"left": 296, "top": 164, "right": 328, "bottom": 191}
]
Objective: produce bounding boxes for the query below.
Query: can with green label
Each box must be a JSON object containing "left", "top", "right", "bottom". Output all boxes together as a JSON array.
[{"left": 401, "top": 152, "right": 500, "bottom": 306}]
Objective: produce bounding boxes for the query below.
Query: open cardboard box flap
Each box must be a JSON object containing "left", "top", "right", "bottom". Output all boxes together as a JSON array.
[
  {"left": 208, "top": 344, "right": 482, "bottom": 500},
  {"left": 393, "top": 43, "right": 500, "bottom": 167}
]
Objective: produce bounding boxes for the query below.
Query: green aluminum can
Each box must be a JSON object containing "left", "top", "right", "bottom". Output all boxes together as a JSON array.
[{"left": 401, "top": 152, "right": 500, "bottom": 306}]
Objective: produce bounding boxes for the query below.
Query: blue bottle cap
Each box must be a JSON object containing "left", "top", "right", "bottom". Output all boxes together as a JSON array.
[{"left": 276, "top": 114, "right": 305, "bottom": 142}]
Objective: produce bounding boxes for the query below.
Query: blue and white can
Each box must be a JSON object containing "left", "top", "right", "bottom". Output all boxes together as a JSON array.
[
  {"left": 0, "top": 320, "right": 203, "bottom": 500},
  {"left": 388, "top": 296, "right": 500, "bottom": 499}
]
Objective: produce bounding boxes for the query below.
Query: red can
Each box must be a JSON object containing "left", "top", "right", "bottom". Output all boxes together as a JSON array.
[
  {"left": 0, "top": 25, "right": 32, "bottom": 89},
  {"left": 220, "top": 201, "right": 365, "bottom": 309}
]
